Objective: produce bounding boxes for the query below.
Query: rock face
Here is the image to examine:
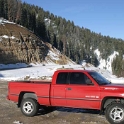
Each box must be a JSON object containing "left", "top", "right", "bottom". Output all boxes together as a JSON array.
[
  {"left": 0, "top": 20, "right": 75, "bottom": 65},
  {"left": 0, "top": 22, "right": 49, "bottom": 64}
]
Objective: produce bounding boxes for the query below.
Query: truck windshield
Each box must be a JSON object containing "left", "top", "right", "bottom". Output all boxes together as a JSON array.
[{"left": 88, "top": 72, "right": 111, "bottom": 85}]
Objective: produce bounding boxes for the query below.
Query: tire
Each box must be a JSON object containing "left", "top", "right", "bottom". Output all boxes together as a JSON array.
[
  {"left": 105, "top": 103, "right": 124, "bottom": 124},
  {"left": 20, "top": 98, "right": 39, "bottom": 117}
]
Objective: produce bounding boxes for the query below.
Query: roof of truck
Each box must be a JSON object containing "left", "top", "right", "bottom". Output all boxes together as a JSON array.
[{"left": 55, "top": 69, "right": 95, "bottom": 73}]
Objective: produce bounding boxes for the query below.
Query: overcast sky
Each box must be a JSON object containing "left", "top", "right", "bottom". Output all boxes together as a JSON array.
[{"left": 22, "top": 0, "right": 124, "bottom": 40}]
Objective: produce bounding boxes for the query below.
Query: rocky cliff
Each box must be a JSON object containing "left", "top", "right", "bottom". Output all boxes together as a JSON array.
[{"left": 0, "top": 19, "right": 74, "bottom": 65}]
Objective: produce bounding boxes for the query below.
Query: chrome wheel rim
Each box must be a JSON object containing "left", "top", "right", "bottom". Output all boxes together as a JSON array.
[
  {"left": 110, "top": 106, "right": 124, "bottom": 122},
  {"left": 23, "top": 101, "right": 34, "bottom": 114}
]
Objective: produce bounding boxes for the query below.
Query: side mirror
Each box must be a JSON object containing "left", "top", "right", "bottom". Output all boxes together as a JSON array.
[{"left": 86, "top": 79, "right": 93, "bottom": 85}]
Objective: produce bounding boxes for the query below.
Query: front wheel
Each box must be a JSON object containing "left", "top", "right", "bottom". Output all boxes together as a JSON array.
[
  {"left": 20, "top": 98, "right": 39, "bottom": 117},
  {"left": 105, "top": 103, "right": 124, "bottom": 124}
]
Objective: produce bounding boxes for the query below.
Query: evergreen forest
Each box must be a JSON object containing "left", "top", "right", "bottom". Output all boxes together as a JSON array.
[{"left": 0, "top": 0, "right": 124, "bottom": 77}]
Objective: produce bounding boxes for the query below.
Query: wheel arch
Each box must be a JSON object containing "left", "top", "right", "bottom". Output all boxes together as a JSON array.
[
  {"left": 100, "top": 96, "right": 124, "bottom": 113},
  {"left": 18, "top": 92, "right": 37, "bottom": 107}
]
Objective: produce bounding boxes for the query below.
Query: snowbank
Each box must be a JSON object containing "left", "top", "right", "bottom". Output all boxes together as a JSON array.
[
  {"left": 0, "top": 63, "right": 124, "bottom": 84},
  {"left": 0, "top": 63, "right": 82, "bottom": 81}
]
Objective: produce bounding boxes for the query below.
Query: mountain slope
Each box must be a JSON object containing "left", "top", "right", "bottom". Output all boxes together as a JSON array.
[{"left": 0, "top": 19, "right": 75, "bottom": 65}]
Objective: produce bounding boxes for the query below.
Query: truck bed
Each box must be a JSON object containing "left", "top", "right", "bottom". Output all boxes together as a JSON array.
[
  {"left": 8, "top": 80, "right": 51, "bottom": 105},
  {"left": 9, "top": 80, "right": 51, "bottom": 84}
]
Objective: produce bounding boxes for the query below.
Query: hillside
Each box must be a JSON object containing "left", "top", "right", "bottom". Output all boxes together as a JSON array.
[
  {"left": 0, "top": 19, "right": 75, "bottom": 65},
  {"left": 0, "top": 0, "right": 124, "bottom": 76}
]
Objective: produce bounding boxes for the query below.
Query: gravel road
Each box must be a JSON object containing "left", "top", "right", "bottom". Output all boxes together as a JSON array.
[{"left": 0, "top": 81, "right": 109, "bottom": 124}]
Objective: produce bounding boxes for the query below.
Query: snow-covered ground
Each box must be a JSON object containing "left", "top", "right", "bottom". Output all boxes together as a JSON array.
[
  {"left": 0, "top": 63, "right": 81, "bottom": 81},
  {"left": 0, "top": 62, "right": 124, "bottom": 84}
]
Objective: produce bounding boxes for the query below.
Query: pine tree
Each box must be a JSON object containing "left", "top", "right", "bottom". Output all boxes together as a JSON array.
[
  {"left": 21, "top": 4, "right": 28, "bottom": 27},
  {"left": 36, "top": 14, "right": 47, "bottom": 40},
  {"left": 0, "top": 0, "right": 4, "bottom": 17},
  {"left": 16, "top": 0, "right": 22, "bottom": 24}
]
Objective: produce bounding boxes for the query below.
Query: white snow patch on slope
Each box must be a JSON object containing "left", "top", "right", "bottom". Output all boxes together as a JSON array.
[
  {"left": 106, "top": 51, "right": 119, "bottom": 72},
  {"left": 47, "top": 50, "right": 60, "bottom": 60},
  {"left": 94, "top": 49, "right": 119, "bottom": 72},
  {"left": 0, "top": 35, "right": 16, "bottom": 41},
  {"left": 2, "top": 35, "right": 9, "bottom": 38},
  {"left": 94, "top": 49, "right": 100, "bottom": 58},
  {"left": 0, "top": 18, "right": 16, "bottom": 25}
]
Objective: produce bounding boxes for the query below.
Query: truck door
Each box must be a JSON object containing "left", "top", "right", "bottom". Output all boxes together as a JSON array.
[
  {"left": 50, "top": 72, "right": 68, "bottom": 106},
  {"left": 66, "top": 72, "right": 101, "bottom": 109}
]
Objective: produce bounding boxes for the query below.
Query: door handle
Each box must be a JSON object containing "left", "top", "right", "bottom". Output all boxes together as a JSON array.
[{"left": 67, "top": 88, "right": 72, "bottom": 90}]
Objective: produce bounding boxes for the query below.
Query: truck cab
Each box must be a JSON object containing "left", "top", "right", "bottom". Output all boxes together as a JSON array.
[{"left": 51, "top": 70, "right": 101, "bottom": 109}]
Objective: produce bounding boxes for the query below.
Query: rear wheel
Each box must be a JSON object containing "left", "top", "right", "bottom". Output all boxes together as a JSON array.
[
  {"left": 105, "top": 103, "right": 124, "bottom": 124},
  {"left": 20, "top": 98, "right": 39, "bottom": 117}
]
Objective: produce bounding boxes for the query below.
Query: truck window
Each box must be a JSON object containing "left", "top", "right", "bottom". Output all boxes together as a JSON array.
[
  {"left": 56, "top": 72, "right": 68, "bottom": 84},
  {"left": 88, "top": 72, "right": 111, "bottom": 85},
  {"left": 70, "top": 72, "right": 92, "bottom": 85}
]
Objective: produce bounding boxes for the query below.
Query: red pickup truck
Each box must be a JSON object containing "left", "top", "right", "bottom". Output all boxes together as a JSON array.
[{"left": 7, "top": 69, "right": 124, "bottom": 124}]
